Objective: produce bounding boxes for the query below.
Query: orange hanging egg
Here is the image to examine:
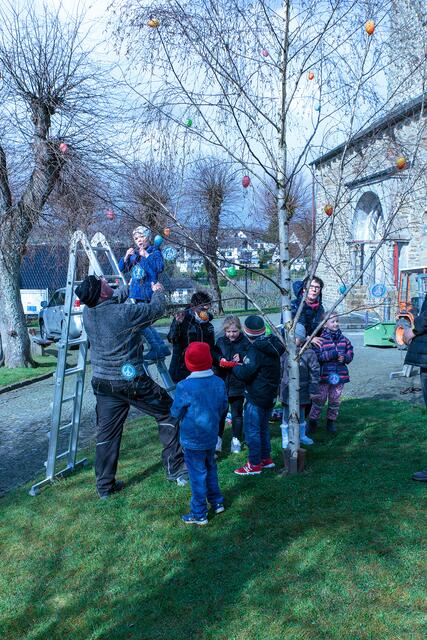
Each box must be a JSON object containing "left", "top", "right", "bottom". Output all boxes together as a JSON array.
[
  {"left": 163, "top": 227, "right": 171, "bottom": 237},
  {"left": 365, "top": 20, "right": 375, "bottom": 35},
  {"left": 396, "top": 156, "right": 407, "bottom": 171},
  {"left": 147, "top": 17, "right": 160, "bottom": 28},
  {"left": 324, "top": 204, "right": 333, "bottom": 217},
  {"left": 308, "top": 71, "right": 315, "bottom": 80},
  {"left": 199, "top": 311, "right": 209, "bottom": 321}
]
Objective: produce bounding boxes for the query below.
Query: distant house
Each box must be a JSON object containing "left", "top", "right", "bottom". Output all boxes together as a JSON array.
[{"left": 20, "top": 245, "right": 68, "bottom": 292}]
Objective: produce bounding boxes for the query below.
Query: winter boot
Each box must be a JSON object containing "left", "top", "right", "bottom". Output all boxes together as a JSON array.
[
  {"left": 299, "top": 421, "right": 314, "bottom": 446},
  {"left": 307, "top": 418, "right": 318, "bottom": 434},
  {"left": 280, "top": 422, "right": 289, "bottom": 448},
  {"left": 232, "top": 416, "right": 244, "bottom": 441},
  {"left": 326, "top": 419, "right": 337, "bottom": 434}
]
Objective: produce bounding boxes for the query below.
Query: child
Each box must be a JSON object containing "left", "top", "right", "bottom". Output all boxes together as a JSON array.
[
  {"left": 213, "top": 315, "right": 251, "bottom": 454},
  {"left": 119, "top": 225, "right": 170, "bottom": 360},
  {"left": 279, "top": 323, "right": 320, "bottom": 446},
  {"left": 170, "top": 342, "right": 228, "bottom": 526},
  {"left": 167, "top": 291, "right": 215, "bottom": 383},
  {"left": 308, "top": 312, "right": 354, "bottom": 434},
  {"left": 232, "top": 315, "right": 285, "bottom": 475}
]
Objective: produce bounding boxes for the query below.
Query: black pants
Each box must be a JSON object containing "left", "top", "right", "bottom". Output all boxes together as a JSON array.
[
  {"left": 218, "top": 396, "right": 244, "bottom": 439},
  {"left": 92, "top": 375, "right": 185, "bottom": 494}
]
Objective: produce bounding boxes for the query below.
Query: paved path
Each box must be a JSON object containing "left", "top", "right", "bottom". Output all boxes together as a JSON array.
[{"left": 0, "top": 330, "right": 423, "bottom": 496}]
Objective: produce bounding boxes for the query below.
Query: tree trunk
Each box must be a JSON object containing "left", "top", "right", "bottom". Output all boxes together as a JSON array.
[
  {"left": 205, "top": 257, "right": 224, "bottom": 314},
  {"left": 0, "top": 243, "right": 33, "bottom": 368},
  {"left": 277, "top": 0, "right": 300, "bottom": 474}
]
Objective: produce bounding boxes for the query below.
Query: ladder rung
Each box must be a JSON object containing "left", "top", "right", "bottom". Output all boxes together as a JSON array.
[
  {"left": 64, "top": 366, "right": 85, "bottom": 377},
  {"left": 70, "top": 309, "right": 83, "bottom": 316},
  {"left": 67, "top": 337, "right": 87, "bottom": 347},
  {"left": 56, "top": 450, "right": 70, "bottom": 460},
  {"left": 59, "top": 421, "right": 73, "bottom": 432},
  {"left": 62, "top": 394, "right": 76, "bottom": 403}
]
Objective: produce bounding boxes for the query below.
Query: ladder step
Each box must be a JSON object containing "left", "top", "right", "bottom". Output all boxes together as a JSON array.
[
  {"left": 67, "top": 337, "right": 87, "bottom": 347},
  {"left": 56, "top": 450, "right": 70, "bottom": 461},
  {"left": 59, "top": 421, "right": 73, "bottom": 432},
  {"left": 70, "top": 309, "right": 83, "bottom": 316},
  {"left": 62, "top": 394, "right": 77, "bottom": 403},
  {"left": 64, "top": 366, "right": 85, "bottom": 377}
]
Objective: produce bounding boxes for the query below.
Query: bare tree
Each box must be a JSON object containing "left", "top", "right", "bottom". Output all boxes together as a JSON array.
[
  {"left": 110, "top": 0, "right": 426, "bottom": 472},
  {"left": 0, "top": 3, "right": 118, "bottom": 367},
  {"left": 184, "top": 157, "right": 239, "bottom": 312}
]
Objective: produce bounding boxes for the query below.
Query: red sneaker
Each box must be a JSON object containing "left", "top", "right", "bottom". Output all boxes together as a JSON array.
[
  {"left": 261, "top": 458, "right": 276, "bottom": 469},
  {"left": 234, "top": 461, "right": 262, "bottom": 475}
]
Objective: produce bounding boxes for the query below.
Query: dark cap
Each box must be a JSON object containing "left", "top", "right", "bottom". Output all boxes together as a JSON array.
[{"left": 75, "top": 275, "right": 102, "bottom": 308}]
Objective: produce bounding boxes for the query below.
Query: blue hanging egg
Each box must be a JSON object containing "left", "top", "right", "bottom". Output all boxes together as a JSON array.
[
  {"left": 314, "top": 103, "right": 321, "bottom": 112},
  {"left": 338, "top": 285, "right": 347, "bottom": 295},
  {"left": 154, "top": 235, "right": 164, "bottom": 246}
]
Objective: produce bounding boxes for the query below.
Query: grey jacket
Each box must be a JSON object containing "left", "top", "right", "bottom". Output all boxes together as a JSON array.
[
  {"left": 280, "top": 348, "right": 320, "bottom": 406},
  {"left": 83, "top": 288, "right": 166, "bottom": 380}
]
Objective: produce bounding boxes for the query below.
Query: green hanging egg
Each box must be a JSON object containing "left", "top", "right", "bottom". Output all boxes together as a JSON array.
[
  {"left": 185, "top": 118, "right": 193, "bottom": 127},
  {"left": 226, "top": 266, "right": 237, "bottom": 277}
]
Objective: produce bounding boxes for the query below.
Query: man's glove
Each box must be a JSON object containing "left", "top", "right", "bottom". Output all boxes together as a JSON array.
[{"left": 219, "top": 358, "right": 238, "bottom": 368}]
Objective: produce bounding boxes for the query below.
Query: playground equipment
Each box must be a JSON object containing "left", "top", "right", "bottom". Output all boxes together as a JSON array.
[{"left": 30, "top": 231, "right": 174, "bottom": 496}]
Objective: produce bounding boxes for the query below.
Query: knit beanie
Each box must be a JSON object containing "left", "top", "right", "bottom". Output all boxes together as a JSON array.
[
  {"left": 75, "top": 275, "right": 101, "bottom": 308},
  {"left": 133, "top": 225, "right": 151, "bottom": 238},
  {"left": 295, "top": 323, "right": 306, "bottom": 341},
  {"left": 185, "top": 342, "right": 213, "bottom": 372},
  {"left": 243, "top": 315, "right": 266, "bottom": 338}
]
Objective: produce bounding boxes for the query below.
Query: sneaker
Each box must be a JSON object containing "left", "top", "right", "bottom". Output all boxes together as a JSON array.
[
  {"left": 176, "top": 476, "right": 188, "bottom": 486},
  {"left": 215, "top": 436, "right": 223, "bottom": 453},
  {"left": 261, "top": 457, "right": 276, "bottom": 469},
  {"left": 412, "top": 467, "right": 427, "bottom": 482},
  {"left": 234, "top": 461, "right": 262, "bottom": 475},
  {"left": 97, "top": 479, "right": 125, "bottom": 500},
  {"left": 230, "top": 437, "right": 241, "bottom": 453},
  {"left": 211, "top": 503, "right": 225, "bottom": 514},
  {"left": 181, "top": 513, "right": 208, "bottom": 526}
]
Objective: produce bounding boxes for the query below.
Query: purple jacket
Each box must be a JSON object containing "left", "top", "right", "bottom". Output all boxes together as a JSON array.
[{"left": 313, "top": 328, "right": 354, "bottom": 384}]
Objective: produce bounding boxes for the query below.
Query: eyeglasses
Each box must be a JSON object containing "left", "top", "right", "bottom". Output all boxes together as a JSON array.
[{"left": 309, "top": 285, "right": 321, "bottom": 290}]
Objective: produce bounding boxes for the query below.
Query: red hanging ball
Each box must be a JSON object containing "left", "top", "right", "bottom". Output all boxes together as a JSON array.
[
  {"left": 242, "top": 175, "right": 251, "bottom": 188},
  {"left": 106, "top": 209, "right": 115, "bottom": 220},
  {"left": 59, "top": 142, "right": 68, "bottom": 154}
]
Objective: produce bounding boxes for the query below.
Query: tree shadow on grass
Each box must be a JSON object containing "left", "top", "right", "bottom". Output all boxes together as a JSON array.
[{"left": 1, "top": 400, "right": 426, "bottom": 640}]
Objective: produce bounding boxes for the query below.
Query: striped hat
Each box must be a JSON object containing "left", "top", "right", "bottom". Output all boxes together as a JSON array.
[{"left": 243, "top": 315, "right": 266, "bottom": 338}]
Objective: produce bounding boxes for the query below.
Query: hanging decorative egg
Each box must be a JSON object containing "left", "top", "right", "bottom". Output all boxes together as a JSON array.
[
  {"left": 324, "top": 204, "right": 333, "bottom": 216},
  {"left": 106, "top": 209, "right": 115, "bottom": 220},
  {"left": 365, "top": 20, "right": 375, "bottom": 35},
  {"left": 242, "top": 175, "right": 251, "bottom": 188},
  {"left": 154, "top": 234, "right": 164, "bottom": 246},
  {"left": 338, "top": 284, "right": 347, "bottom": 295},
  {"left": 147, "top": 17, "right": 160, "bottom": 28},
  {"left": 226, "top": 266, "right": 237, "bottom": 277},
  {"left": 59, "top": 142, "right": 68, "bottom": 154},
  {"left": 163, "top": 227, "right": 171, "bottom": 237},
  {"left": 163, "top": 246, "right": 178, "bottom": 261},
  {"left": 198, "top": 311, "right": 209, "bottom": 321},
  {"left": 396, "top": 156, "right": 407, "bottom": 170},
  {"left": 308, "top": 71, "right": 315, "bottom": 80},
  {"left": 260, "top": 49, "right": 269, "bottom": 58},
  {"left": 314, "top": 103, "right": 321, "bottom": 112},
  {"left": 185, "top": 118, "right": 193, "bottom": 127}
]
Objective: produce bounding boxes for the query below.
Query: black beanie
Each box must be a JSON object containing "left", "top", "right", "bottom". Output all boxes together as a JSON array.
[
  {"left": 75, "top": 275, "right": 102, "bottom": 308},
  {"left": 243, "top": 315, "right": 266, "bottom": 338}
]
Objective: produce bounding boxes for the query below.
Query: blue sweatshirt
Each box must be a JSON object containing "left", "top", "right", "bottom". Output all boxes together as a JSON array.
[
  {"left": 118, "top": 245, "right": 164, "bottom": 302},
  {"left": 170, "top": 371, "right": 228, "bottom": 450}
]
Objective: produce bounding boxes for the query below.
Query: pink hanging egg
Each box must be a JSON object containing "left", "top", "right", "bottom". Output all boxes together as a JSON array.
[{"left": 242, "top": 175, "right": 251, "bottom": 188}]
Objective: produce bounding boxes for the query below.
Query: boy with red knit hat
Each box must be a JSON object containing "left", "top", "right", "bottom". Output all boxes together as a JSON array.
[{"left": 170, "top": 342, "right": 228, "bottom": 525}]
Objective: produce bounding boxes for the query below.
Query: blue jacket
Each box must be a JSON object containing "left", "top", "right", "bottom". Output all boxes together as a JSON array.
[
  {"left": 118, "top": 245, "right": 164, "bottom": 302},
  {"left": 170, "top": 371, "right": 228, "bottom": 450}
]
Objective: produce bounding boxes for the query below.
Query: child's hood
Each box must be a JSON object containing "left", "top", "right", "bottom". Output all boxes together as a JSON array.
[{"left": 252, "top": 334, "right": 285, "bottom": 357}]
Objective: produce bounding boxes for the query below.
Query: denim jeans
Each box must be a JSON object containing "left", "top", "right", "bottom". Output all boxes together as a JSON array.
[
  {"left": 142, "top": 325, "right": 165, "bottom": 347},
  {"left": 184, "top": 448, "right": 223, "bottom": 519},
  {"left": 244, "top": 401, "right": 272, "bottom": 465},
  {"left": 421, "top": 368, "right": 427, "bottom": 408}
]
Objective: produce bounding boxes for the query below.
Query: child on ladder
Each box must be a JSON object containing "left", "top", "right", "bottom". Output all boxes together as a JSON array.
[
  {"left": 119, "top": 225, "right": 170, "bottom": 361},
  {"left": 213, "top": 315, "right": 251, "bottom": 454},
  {"left": 279, "top": 323, "right": 320, "bottom": 447},
  {"left": 308, "top": 312, "right": 354, "bottom": 434}
]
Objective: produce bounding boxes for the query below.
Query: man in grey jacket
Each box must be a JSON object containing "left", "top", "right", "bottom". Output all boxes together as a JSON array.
[{"left": 75, "top": 275, "right": 187, "bottom": 498}]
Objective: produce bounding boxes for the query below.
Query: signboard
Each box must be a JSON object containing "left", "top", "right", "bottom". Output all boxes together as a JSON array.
[{"left": 20, "top": 289, "right": 49, "bottom": 315}]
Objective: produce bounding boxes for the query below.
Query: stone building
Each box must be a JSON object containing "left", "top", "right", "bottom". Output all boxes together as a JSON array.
[{"left": 311, "top": 3, "right": 427, "bottom": 313}]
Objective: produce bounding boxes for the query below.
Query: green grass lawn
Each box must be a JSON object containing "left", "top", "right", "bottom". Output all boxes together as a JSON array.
[
  {"left": 0, "top": 354, "right": 57, "bottom": 388},
  {"left": 1, "top": 399, "right": 426, "bottom": 640}
]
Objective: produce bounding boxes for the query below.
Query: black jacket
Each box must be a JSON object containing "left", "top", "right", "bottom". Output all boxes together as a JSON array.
[
  {"left": 167, "top": 309, "right": 215, "bottom": 382},
  {"left": 291, "top": 280, "right": 324, "bottom": 337},
  {"left": 232, "top": 335, "right": 285, "bottom": 408},
  {"left": 212, "top": 333, "right": 251, "bottom": 397},
  {"left": 405, "top": 295, "right": 427, "bottom": 369}
]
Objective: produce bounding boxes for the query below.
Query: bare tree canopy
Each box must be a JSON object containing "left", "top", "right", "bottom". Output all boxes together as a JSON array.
[{"left": 0, "top": 2, "right": 120, "bottom": 367}]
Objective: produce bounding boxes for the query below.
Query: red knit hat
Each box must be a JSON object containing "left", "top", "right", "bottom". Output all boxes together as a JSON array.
[{"left": 185, "top": 342, "right": 213, "bottom": 372}]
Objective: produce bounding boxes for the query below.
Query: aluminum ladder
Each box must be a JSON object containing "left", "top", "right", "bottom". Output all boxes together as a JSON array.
[{"left": 30, "top": 230, "right": 175, "bottom": 496}]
